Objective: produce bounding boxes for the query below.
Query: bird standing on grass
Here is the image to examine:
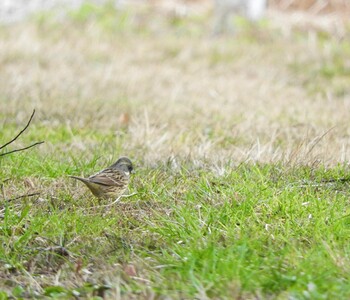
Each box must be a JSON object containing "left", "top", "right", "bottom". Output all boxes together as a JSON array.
[{"left": 70, "top": 157, "right": 134, "bottom": 200}]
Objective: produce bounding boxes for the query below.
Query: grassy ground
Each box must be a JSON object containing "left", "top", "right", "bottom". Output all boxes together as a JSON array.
[{"left": 1, "top": 3, "right": 350, "bottom": 299}]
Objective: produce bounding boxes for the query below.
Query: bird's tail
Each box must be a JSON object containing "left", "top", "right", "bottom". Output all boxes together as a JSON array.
[{"left": 69, "top": 175, "right": 89, "bottom": 183}]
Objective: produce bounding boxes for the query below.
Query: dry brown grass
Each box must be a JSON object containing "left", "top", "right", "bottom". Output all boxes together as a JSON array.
[{"left": 0, "top": 7, "right": 349, "bottom": 168}]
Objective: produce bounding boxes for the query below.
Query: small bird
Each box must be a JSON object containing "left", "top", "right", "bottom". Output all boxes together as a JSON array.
[{"left": 70, "top": 157, "right": 134, "bottom": 200}]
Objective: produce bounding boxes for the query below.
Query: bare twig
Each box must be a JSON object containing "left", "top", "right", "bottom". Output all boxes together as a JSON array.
[
  {"left": 321, "top": 177, "right": 350, "bottom": 184},
  {"left": 0, "top": 109, "right": 44, "bottom": 156},
  {"left": 0, "top": 109, "right": 35, "bottom": 150},
  {"left": 0, "top": 141, "right": 45, "bottom": 157},
  {"left": 3, "top": 192, "right": 41, "bottom": 203}
]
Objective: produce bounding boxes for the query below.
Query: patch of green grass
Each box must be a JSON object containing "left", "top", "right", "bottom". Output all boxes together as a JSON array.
[
  {"left": 2, "top": 160, "right": 350, "bottom": 298},
  {"left": 68, "top": 1, "right": 132, "bottom": 32},
  {"left": 209, "top": 47, "right": 240, "bottom": 66},
  {"left": 32, "top": 1, "right": 212, "bottom": 38},
  {"left": 0, "top": 122, "right": 122, "bottom": 180},
  {"left": 31, "top": 1, "right": 137, "bottom": 36},
  {"left": 288, "top": 37, "right": 350, "bottom": 97}
]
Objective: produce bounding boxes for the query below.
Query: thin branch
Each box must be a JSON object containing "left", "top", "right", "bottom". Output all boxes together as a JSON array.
[
  {"left": 321, "top": 177, "right": 350, "bottom": 184},
  {"left": 0, "top": 141, "right": 44, "bottom": 157},
  {"left": 0, "top": 109, "right": 44, "bottom": 157},
  {"left": 3, "top": 192, "right": 41, "bottom": 203},
  {"left": 0, "top": 109, "right": 36, "bottom": 150}
]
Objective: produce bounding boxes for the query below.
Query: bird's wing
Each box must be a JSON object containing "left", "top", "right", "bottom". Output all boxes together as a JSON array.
[{"left": 88, "top": 168, "right": 126, "bottom": 187}]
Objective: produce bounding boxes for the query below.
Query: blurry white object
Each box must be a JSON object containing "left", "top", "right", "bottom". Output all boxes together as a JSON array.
[
  {"left": 0, "top": 0, "right": 121, "bottom": 23},
  {"left": 246, "top": 0, "right": 266, "bottom": 21},
  {"left": 213, "top": 0, "right": 267, "bottom": 35}
]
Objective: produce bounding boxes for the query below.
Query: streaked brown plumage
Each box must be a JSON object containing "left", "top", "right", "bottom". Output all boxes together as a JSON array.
[{"left": 70, "top": 157, "right": 133, "bottom": 200}]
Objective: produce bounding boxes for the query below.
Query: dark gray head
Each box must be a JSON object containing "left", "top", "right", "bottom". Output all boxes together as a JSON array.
[{"left": 111, "top": 157, "right": 134, "bottom": 174}]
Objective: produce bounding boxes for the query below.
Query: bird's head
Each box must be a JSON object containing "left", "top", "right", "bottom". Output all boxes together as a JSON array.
[{"left": 113, "top": 156, "right": 134, "bottom": 175}]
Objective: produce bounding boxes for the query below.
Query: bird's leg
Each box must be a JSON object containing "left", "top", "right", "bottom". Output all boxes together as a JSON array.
[{"left": 85, "top": 193, "right": 138, "bottom": 210}]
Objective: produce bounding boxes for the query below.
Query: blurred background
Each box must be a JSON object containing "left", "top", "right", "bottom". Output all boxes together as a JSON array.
[
  {"left": 1, "top": 0, "right": 349, "bottom": 24},
  {"left": 1, "top": 0, "right": 350, "bottom": 167}
]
